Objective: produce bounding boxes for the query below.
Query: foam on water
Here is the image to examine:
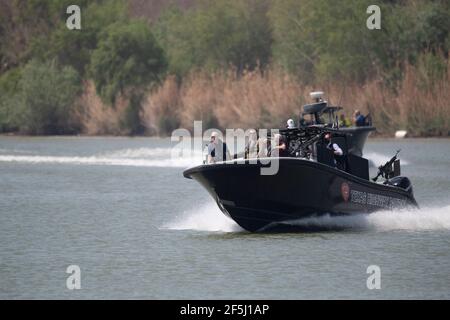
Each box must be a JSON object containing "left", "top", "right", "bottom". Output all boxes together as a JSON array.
[
  {"left": 281, "top": 205, "right": 450, "bottom": 232},
  {"left": 163, "top": 202, "right": 243, "bottom": 233},
  {"left": 101, "top": 147, "right": 176, "bottom": 159},
  {"left": 0, "top": 146, "right": 407, "bottom": 170},
  {"left": 164, "top": 203, "right": 450, "bottom": 233},
  {"left": 0, "top": 147, "right": 202, "bottom": 168}
]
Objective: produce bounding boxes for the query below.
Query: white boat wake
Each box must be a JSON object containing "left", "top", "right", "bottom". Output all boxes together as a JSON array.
[
  {"left": 283, "top": 205, "right": 450, "bottom": 232},
  {"left": 0, "top": 147, "right": 408, "bottom": 170},
  {"left": 163, "top": 203, "right": 450, "bottom": 233},
  {"left": 162, "top": 202, "right": 244, "bottom": 233},
  {"left": 0, "top": 147, "right": 202, "bottom": 168}
]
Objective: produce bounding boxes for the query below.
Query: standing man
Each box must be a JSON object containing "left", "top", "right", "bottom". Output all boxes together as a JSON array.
[
  {"left": 339, "top": 114, "right": 351, "bottom": 127},
  {"left": 353, "top": 110, "right": 366, "bottom": 127},
  {"left": 271, "top": 134, "right": 288, "bottom": 157},
  {"left": 208, "top": 132, "right": 231, "bottom": 164},
  {"left": 324, "top": 133, "right": 345, "bottom": 170}
]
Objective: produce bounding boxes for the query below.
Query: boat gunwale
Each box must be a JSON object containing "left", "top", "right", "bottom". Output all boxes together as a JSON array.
[{"left": 183, "top": 157, "right": 415, "bottom": 200}]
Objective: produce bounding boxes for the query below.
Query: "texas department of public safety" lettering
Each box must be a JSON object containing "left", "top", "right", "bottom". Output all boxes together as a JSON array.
[{"left": 350, "top": 190, "right": 406, "bottom": 209}]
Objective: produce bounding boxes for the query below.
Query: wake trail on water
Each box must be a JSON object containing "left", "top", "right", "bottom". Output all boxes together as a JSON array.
[
  {"left": 163, "top": 203, "right": 450, "bottom": 233},
  {"left": 162, "top": 202, "right": 244, "bottom": 233},
  {"left": 282, "top": 205, "right": 450, "bottom": 232},
  {"left": 0, "top": 146, "right": 407, "bottom": 169},
  {"left": 0, "top": 147, "right": 202, "bottom": 168}
]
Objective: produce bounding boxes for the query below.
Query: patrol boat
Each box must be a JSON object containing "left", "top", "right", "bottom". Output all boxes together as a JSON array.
[{"left": 183, "top": 95, "right": 418, "bottom": 232}]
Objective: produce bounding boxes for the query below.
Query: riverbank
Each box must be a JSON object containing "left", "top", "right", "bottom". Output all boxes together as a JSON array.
[
  {"left": 2, "top": 1, "right": 450, "bottom": 139},
  {"left": 2, "top": 66, "right": 449, "bottom": 138},
  {"left": 63, "top": 66, "right": 450, "bottom": 138},
  {"left": 1, "top": 132, "right": 450, "bottom": 139},
  {"left": 142, "top": 67, "right": 450, "bottom": 138}
]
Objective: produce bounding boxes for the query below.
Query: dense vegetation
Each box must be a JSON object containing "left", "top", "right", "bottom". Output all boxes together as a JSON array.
[{"left": 0, "top": 0, "right": 449, "bottom": 136}]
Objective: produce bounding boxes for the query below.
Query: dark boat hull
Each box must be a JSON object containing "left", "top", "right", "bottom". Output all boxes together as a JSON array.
[{"left": 183, "top": 158, "right": 417, "bottom": 232}]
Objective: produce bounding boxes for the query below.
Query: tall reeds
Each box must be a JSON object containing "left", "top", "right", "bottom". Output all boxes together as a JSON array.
[
  {"left": 72, "top": 81, "right": 129, "bottom": 135},
  {"left": 140, "top": 61, "right": 449, "bottom": 137},
  {"left": 72, "top": 61, "right": 450, "bottom": 137}
]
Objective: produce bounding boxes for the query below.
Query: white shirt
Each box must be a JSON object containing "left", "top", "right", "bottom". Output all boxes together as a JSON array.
[
  {"left": 208, "top": 142, "right": 221, "bottom": 162},
  {"left": 329, "top": 143, "right": 343, "bottom": 156}
]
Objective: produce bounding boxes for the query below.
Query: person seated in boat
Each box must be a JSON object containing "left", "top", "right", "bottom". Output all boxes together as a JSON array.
[
  {"left": 339, "top": 114, "right": 352, "bottom": 128},
  {"left": 257, "top": 137, "right": 269, "bottom": 158},
  {"left": 208, "top": 132, "right": 231, "bottom": 164},
  {"left": 353, "top": 110, "right": 366, "bottom": 127},
  {"left": 245, "top": 129, "right": 258, "bottom": 159},
  {"left": 286, "top": 119, "right": 296, "bottom": 129},
  {"left": 271, "top": 134, "right": 288, "bottom": 157},
  {"left": 324, "top": 133, "right": 346, "bottom": 170}
]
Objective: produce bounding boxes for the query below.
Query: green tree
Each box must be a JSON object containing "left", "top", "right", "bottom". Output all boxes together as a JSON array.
[
  {"left": 270, "top": 0, "right": 379, "bottom": 82},
  {"left": 13, "top": 60, "right": 81, "bottom": 134},
  {"left": 36, "top": 0, "right": 128, "bottom": 75},
  {"left": 155, "top": 0, "right": 273, "bottom": 76},
  {"left": 0, "top": 68, "right": 22, "bottom": 132},
  {"left": 0, "top": 0, "right": 60, "bottom": 72},
  {"left": 89, "top": 20, "right": 167, "bottom": 104},
  {"left": 270, "top": 0, "right": 450, "bottom": 84}
]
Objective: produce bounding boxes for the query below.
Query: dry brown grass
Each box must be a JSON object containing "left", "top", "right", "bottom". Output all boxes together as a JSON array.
[
  {"left": 71, "top": 81, "right": 128, "bottom": 135},
  {"left": 141, "top": 63, "right": 450, "bottom": 137},
  {"left": 394, "top": 63, "right": 450, "bottom": 136},
  {"left": 140, "top": 75, "right": 181, "bottom": 135},
  {"left": 141, "top": 68, "right": 311, "bottom": 134},
  {"left": 334, "top": 61, "right": 450, "bottom": 136},
  {"left": 70, "top": 62, "right": 449, "bottom": 137}
]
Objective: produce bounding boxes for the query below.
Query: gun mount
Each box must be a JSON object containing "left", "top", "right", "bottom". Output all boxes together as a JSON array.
[{"left": 372, "top": 149, "right": 402, "bottom": 182}]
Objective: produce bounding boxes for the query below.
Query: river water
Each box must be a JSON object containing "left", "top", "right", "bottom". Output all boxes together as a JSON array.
[{"left": 0, "top": 136, "right": 449, "bottom": 299}]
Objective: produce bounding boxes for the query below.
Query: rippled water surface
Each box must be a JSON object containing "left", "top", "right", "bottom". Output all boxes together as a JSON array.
[{"left": 0, "top": 137, "right": 449, "bottom": 299}]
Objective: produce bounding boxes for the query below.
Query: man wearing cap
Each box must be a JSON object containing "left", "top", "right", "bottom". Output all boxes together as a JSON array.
[
  {"left": 208, "top": 132, "right": 231, "bottom": 164},
  {"left": 324, "top": 133, "right": 345, "bottom": 170},
  {"left": 353, "top": 110, "right": 366, "bottom": 127},
  {"left": 271, "top": 133, "right": 288, "bottom": 157}
]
